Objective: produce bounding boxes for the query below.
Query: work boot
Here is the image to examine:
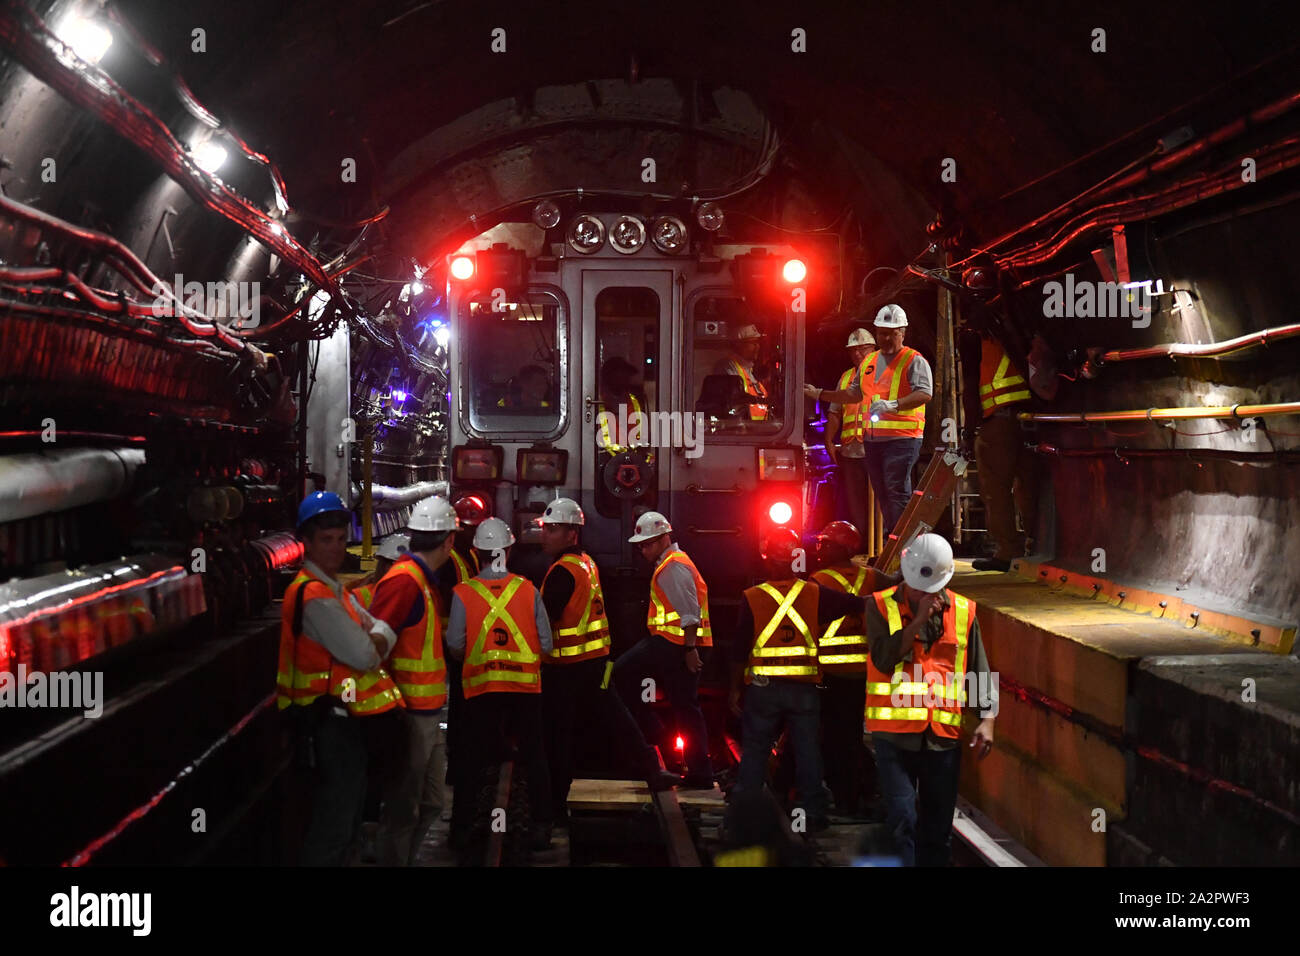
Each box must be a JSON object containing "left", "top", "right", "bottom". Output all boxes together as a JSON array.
[
  {"left": 648, "top": 770, "right": 680, "bottom": 792},
  {"left": 971, "top": 557, "right": 1011, "bottom": 572}
]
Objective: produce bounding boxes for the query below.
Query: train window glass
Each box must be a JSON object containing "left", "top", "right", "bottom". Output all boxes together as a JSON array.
[
  {"left": 690, "top": 295, "right": 784, "bottom": 434},
  {"left": 466, "top": 294, "right": 562, "bottom": 432},
  {"left": 594, "top": 287, "right": 661, "bottom": 518}
]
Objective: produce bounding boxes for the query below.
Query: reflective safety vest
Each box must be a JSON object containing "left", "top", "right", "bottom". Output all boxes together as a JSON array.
[
  {"left": 743, "top": 579, "right": 821, "bottom": 683},
  {"left": 276, "top": 570, "right": 403, "bottom": 717},
  {"left": 349, "top": 583, "right": 375, "bottom": 609},
  {"left": 810, "top": 565, "right": 870, "bottom": 675},
  {"left": 377, "top": 558, "right": 448, "bottom": 710},
  {"left": 858, "top": 347, "right": 926, "bottom": 439},
  {"left": 723, "top": 357, "right": 769, "bottom": 421},
  {"left": 598, "top": 393, "right": 655, "bottom": 463},
  {"left": 979, "top": 338, "right": 1031, "bottom": 418},
  {"left": 543, "top": 552, "right": 611, "bottom": 664},
  {"left": 836, "top": 367, "right": 864, "bottom": 443},
  {"left": 648, "top": 549, "right": 713, "bottom": 647},
  {"left": 864, "top": 587, "right": 973, "bottom": 738},
  {"left": 456, "top": 573, "right": 543, "bottom": 698}
]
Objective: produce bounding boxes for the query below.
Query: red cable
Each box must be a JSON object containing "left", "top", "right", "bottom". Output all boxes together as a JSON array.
[{"left": 63, "top": 692, "right": 276, "bottom": 866}]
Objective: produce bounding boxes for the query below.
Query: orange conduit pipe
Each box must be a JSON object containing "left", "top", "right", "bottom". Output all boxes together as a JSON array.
[
  {"left": 1101, "top": 322, "right": 1300, "bottom": 362},
  {"left": 1020, "top": 402, "right": 1300, "bottom": 424}
]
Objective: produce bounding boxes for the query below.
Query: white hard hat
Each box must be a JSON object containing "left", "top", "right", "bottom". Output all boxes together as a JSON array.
[
  {"left": 736, "top": 323, "right": 764, "bottom": 340},
  {"left": 846, "top": 327, "right": 876, "bottom": 347},
  {"left": 541, "top": 497, "right": 585, "bottom": 526},
  {"left": 628, "top": 510, "right": 672, "bottom": 543},
  {"left": 874, "top": 304, "right": 908, "bottom": 328},
  {"left": 473, "top": 516, "right": 516, "bottom": 550},
  {"left": 375, "top": 533, "right": 410, "bottom": 562},
  {"left": 407, "top": 495, "right": 459, "bottom": 533},
  {"left": 900, "top": 533, "right": 955, "bottom": 593}
]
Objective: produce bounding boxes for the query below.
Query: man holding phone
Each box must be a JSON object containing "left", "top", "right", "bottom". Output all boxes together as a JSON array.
[{"left": 864, "top": 533, "right": 996, "bottom": 866}]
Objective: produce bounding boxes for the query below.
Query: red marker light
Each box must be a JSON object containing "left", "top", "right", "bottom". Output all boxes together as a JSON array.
[
  {"left": 675, "top": 735, "right": 685, "bottom": 752},
  {"left": 768, "top": 501, "right": 793, "bottom": 525},
  {"left": 450, "top": 255, "right": 475, "bottom": 280},
  {"left": 782, "top": 258, "right": 807, "bottom": 283}
]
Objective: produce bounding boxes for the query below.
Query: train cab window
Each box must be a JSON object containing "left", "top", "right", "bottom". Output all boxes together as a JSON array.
[
  {"left": 690, "top": 295, "right": 784, "bottom": 434},
  {"left": 594, "top": 287, "right": 660, "bottom": 517},
  {"left": 466, "top": 294, "right": 563, "bottom": 433}
]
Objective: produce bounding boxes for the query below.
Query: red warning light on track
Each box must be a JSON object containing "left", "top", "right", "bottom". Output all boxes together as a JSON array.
[
  {"left": 675, "top": 735, "right": 685, "bottom": 752},
  {"left": 768, "top": 501, "right": 794, "bottom": 525},
  {"left": 450, "top": 255, "right": 475, "bottom": 280},
  {"left": 782, "top": 258, "right": 807, "bottom": 283}
]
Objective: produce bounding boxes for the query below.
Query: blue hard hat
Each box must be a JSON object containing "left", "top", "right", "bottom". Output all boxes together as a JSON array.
[{"left": 297, "top": 491, "right": 349, "bottom": 528}]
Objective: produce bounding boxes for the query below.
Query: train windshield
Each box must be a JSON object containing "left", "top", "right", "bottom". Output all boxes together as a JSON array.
[
  {"left": 690, "top": 295, "right": 785, "bottom": 434},
  {"left": 465, "top": 293, "right": 563, "bottom": 433}
]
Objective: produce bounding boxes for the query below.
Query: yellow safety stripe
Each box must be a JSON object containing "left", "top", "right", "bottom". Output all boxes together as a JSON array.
[
  {"left": 728, "top": 359, "right": 769, "bottom": 419},
  {"left": 754, "top": 644, "right": 817, "bottom": 658},
  {"left": 464, "top": 577, "right": 539, "bottom": 665},
  {"left": 754, "top": 581, "right": 814, "bottom": 649},
  {"left": 837, "top": 367, "right": 862, "bottom": 440},
  {"left": 979, "top": 354, "right": 1027, "bottom": 394},
  {"left": 819, "top": 653, "right": 868, "bottom": 664},
  {"left": 551, "top": 634, "right": 611, "bottom": 656},
  {"left": 866, "top": 707, "right": 963, "bottom": 725},
  {"left": 819, "top": 567, "right": 868, "bottom": 595},
  {"left": 820, "top": 634, "right": 868, "bottom": 646},
  {"left": 859, "top": 350, "right": 924, "bottom": 428},
  {"left": 282, "top": 668, "right": 330, "bottom": 689},
  {"left": 465, "top": 669, "right": 539, "bottom": 688},
  {"left": 752, "top": 664, "right": 820, "bottom": 676},
  {"left": 819, "top": 566, "right": 868, "bottom": 646},
  {"left": 650, "top": 556, "right": 713, "bottom": 637},
  {"left": 982, "top": 389, "right": 1032, "bottom": 410}
]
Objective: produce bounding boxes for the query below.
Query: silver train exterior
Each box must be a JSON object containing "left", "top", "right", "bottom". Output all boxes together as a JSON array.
[{"left": 444, "top": 213, "right": 812, "bottom": 665}]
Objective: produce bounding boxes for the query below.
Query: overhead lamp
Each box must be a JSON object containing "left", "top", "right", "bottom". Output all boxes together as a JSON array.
[
  {"left": 568, "top": 215, "right": 605, "bottom": 254},
  {"left": 58, "top": 15, "right": 113, "bottom": 64},
  {"left": 651, "top": 215, "right": 688, "bottom": 254},
  {"left": 696, "top": 202, "right": 725, "bottom": 232},
  {"left": 193, "top": 140, "right": 228, "bottom": 174},
  {"left": 532, "top": 199, "right": 562, "bottom": 230},
  {"left": 609, "top": 216, "right": 646, "bottom": 254}
]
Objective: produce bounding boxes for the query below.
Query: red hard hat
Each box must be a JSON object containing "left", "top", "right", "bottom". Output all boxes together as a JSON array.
[
  {"left": 760, "top": 526, "right": 802, "bottom": 564},
  {"left": 816, "top": 520, "right": 862, "bottom": 554},
  {"left": 453, "top": 494, "right": 490, "bottom": 526}
]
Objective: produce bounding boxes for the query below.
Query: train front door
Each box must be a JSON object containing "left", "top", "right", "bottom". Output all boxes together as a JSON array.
[{"left": 578, "top": 269, "right": 675, "bottom": 576}]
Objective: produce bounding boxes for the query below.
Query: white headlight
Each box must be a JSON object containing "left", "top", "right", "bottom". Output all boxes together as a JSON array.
[
  {"left": 651, "top": 216, "right": 688, "bottom": 254},
  {"left": 567, "top": 215, "right": 605, "bottom": 254},
  {"left": 609, "top": 216, "right": 646, "bottom": 254}
]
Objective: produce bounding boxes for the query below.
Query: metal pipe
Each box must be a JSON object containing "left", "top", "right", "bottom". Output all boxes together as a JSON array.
[
  {"left": 1031, "top": 443, "right": 1300, "bottom": 463},
  {"left": 1020, "top": 402, "right": 1300, "bottom": 424},
  {"left": 1100, "top": 322, "right": 1300, "bottom": 362},
  {"left": 0, "top": 449, "right": 145, "bottom": 523},
  {"left": 352, "top": 480, "right": 451, "bottom": 511}
]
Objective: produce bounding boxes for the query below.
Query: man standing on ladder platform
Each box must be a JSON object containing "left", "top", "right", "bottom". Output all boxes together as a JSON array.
[
  {"left": 824, "top": 327, "right": 878, "bottom": 543},
  {"left": 806, "top": 304, "right": 935, "bottom": 533}
]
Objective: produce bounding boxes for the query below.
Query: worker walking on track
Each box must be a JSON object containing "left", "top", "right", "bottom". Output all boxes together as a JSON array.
[
  {"left": 809, "top": 520, "right": 878, "bottom": 817},
  {"left": 538, "top": 498, "right": 678, "bottom": 824},
  {"left": 446, "top": 516, "right": 555, "bottom": 852},
  {"left": 805, "top": 304, "right": 934, "bottom": 532},
  {"left": 824, "top": 328, "right": 877, "bottom": 538},
  {"left": 367, "top": 496, "right": 458, "bottom": 865},
  {"left": 728, "top": 527, "right": 867, "bottom": 832},
  {"left": 864, "top": 533, "right": 997, "bottom": 866},
  {"left": 277, "top": 491, "right": 403, "bottom": 866},
  {"left": 615, "top": 511, "right": 716, "bottom": 788}
]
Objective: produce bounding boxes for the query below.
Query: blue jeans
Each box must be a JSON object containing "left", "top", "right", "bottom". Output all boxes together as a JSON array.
[
  {"left": 836, "top": 456, "right": 871, "bottom": 541},
  {"left": 864, "top": 438, "right": 923, "bottom": 532},
  {"left": 735, "top": 681, "right": 827, "bottom": 820},
  {"left": 874, "top": 735, "right": 961, "bottom": 866}
]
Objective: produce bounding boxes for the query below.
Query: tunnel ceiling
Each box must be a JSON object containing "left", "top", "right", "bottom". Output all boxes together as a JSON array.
[{"left": 86, "top": 0, "right": 1300, "bottom": 270}]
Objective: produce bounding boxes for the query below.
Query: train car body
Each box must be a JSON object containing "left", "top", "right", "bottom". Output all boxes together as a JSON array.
[{"left": 444, "top": 215, "right": 812, "bottom": 669}]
